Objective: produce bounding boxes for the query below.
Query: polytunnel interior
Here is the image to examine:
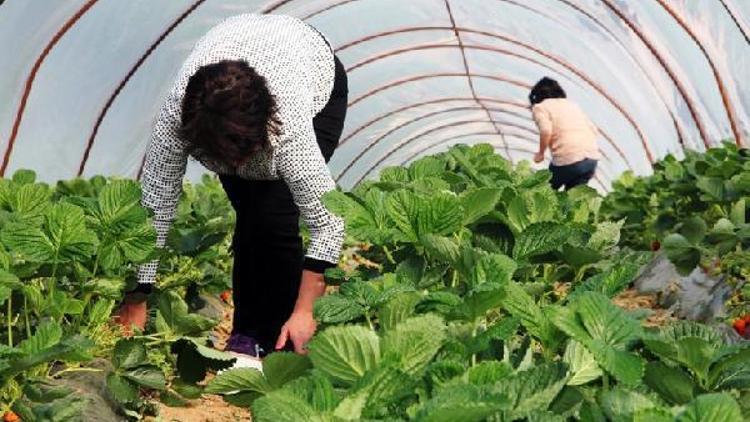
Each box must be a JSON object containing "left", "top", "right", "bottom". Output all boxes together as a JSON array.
[{"left": 0, "top": 0, "right": 748, "bottom": 192}]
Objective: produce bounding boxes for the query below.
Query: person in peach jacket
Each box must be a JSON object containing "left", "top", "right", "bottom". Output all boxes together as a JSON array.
[{"left": 530, "top": 77, "right": 601, "bottom": 190}]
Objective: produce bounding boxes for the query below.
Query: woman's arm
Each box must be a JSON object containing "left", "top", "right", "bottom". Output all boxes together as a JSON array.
[
  {"left": 118, "top": 95, "right": 188, "bottom": 332},
  {"left": 274, "top": 115, "right": 345, "bottom": 353},
  {"left": 532, "top": 105, "right": 553, "bottom": 163}
]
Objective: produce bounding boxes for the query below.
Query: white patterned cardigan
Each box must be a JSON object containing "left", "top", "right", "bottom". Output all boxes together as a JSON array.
[{"left": 137, "top": 14, "right": 345, "bottom": 284}]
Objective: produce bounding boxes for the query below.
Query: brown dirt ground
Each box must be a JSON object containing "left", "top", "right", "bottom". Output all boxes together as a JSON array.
[
  {"left": 613, "top": 289, "right": 676, "bottom": 327},
  {"left": 150, "top": 299, "right": 252, "bottom": 422}
]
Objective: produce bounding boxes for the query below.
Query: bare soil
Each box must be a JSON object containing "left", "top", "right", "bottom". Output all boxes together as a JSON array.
[
  {"left": 150, "top": 297, "right": 252, "bottom": 422},
  {"left": 613, "top": 288, "right": 676, "bottom": 327}
]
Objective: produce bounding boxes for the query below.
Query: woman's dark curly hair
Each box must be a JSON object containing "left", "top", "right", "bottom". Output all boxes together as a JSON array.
[
  {"left": 181, "top": 60, "right": 281, "bottom": 166},
  {"left": 529, "top": 77, "right": 566, "bottom": 106}
]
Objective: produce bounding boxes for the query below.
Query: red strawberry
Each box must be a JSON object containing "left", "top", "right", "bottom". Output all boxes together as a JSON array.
[
  {"left": 3, "top": 411, "right": 20, "bottom": 422},
  {"left": 733, "top": 318, "right": 746, "bottom": 336},
  {"left": 220, "top": 290, "right": 232, "bottom": 303}
]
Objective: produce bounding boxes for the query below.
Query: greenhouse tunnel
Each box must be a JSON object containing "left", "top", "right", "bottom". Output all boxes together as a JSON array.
[{"left": 0, "top": 0, "right": 748, "bottom": 192}]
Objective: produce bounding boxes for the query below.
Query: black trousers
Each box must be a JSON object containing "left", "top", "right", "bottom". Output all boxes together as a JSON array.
[
  {"left": 549, "top": 158, "right": 598, "bottom": 191},
  {"left": 219, "top": 56, "right": 348, "bottom": 353}
]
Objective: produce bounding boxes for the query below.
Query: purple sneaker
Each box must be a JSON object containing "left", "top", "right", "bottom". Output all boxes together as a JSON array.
[
  {"left": 223, "top": 334, "right": 264, "bottom": 373},
  {"left": 225, "top": 333, "right": 265, "bottom": 357}
]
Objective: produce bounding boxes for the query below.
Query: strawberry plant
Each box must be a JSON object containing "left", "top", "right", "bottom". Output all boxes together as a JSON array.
[
  {"left": 205, "top": 144, "right": 749, "bottom": 420},
  {"left": 604, "top": 142, "right": 750, "bottom": 320},
  {"left": 0, "top": 172, "right": 238, "bottom": 420}
]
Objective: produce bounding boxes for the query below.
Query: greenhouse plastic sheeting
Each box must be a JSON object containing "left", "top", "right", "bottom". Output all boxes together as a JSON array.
[{"left": 1, "top": 1, "right": 748, "bottom": 191}]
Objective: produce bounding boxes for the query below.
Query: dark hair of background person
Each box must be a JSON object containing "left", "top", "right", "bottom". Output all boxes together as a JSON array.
[
  {"left": 528, "top": 77, "right": 567, "bottom": 106},
  {"left": 181, "top": 60, "right": 281, "bottom": 165}
]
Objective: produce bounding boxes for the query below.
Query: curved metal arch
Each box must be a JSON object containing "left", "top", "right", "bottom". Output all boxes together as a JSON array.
[
  {"left": 348, "top": 72, "right": 531, "bottom": 107},
  {"left": 344, "top": 73, "right": 631, "bottom": 167},
  {"left": 341, "top": 97, "right": 529, "bottom": 145},
  {"left": 443, "top": 0, "right": 509, "bottom": 160},
  {"left": 653, "top": 0, "right": 744, "bottom": 145},
  {"left": 1, "top": 0, "right": 100, "bottom": 176},
  {"left": 346, "top": 41, "right": 653, "bottom": 163},
  {"left": 335, "top": 106, "right": 541, "bottom": 181},
  {"left": 79, "top": 0, "right": 209, "bottom": 175},
  {"left": 303, "top": 0, "right": 705, "bottom": 148},
  {"left": 718, "top": 0, "right": 750, "bottom": 44},
  {"left": 347, "top": 119, "right": 537, "bottom": 185}
]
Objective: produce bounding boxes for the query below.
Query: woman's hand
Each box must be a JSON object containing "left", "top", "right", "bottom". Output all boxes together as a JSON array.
[
  {"left": 115, "top": 299, "right": 148, "bottom": 335},
  {"left": 276, "top": 310, "right": 317, "bottom": 354},
  {"left": 534, "top": 152, "right": 545, "bottom": 163}
]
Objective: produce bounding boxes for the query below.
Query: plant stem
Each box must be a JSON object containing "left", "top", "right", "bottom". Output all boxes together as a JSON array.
[
  {"left": 602, "top": 372, "right": 610, "bottom": 392},
  {"left": 364, "top": 312, "right": 375, "bottom": 331},
  {"left": 382, "top": 246, "right": 396, "bottom": 265},
  {"left": 7, "top": 294, "right": 12, "bottom": 347},
  {"left": 51, "top": 367, "right": 104, "bottom": 378},
  {"left": 24, "top": 295, "right": 31, "bottom": 339}
]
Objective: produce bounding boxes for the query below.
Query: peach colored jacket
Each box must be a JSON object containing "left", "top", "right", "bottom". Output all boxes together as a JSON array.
[{"left": 532, "top": 98, "right": 601, "bottom": 166}]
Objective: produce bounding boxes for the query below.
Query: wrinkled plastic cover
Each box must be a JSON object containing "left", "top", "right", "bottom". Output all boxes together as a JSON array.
[{"left": 1, "top": 1, "right": 748, "bottom": 191}]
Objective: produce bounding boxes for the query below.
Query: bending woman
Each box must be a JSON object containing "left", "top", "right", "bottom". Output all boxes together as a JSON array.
[
  {"left": 530, "top": 77, "right": 600, "bottom": 190},
  {"left": 117, "top": 14, "right": 348, "bottom": 366}
]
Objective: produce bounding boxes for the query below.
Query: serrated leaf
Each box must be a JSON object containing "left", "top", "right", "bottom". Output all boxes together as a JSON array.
[
  {"left": 494, "top": 363, "right": 569, "bottom": 417},
  {"left": 600, "top": 388, "right": 658, "bottom": 421},
  {"left": 334, "top": 389, "right": 368, "bottom": 420},
  {"left": 587, "top": 221, "right": 623, "bottom": 251},
  {"left": 171, "top": 378, "right": 203, "bottom": 399},
  {"left": 676, "top": 393, "right": 742, "bottom": 422},
  {"left": 340, "top": 281, "right": 379, "bottom": 308},
  {"left": 379, "top": 291, "right": 422, "bottom": 331},
  {"left": 709, "top": 347, "right": 750, "bottom": 390},
  {"left": 323, "top": 190, "right": 391, "bottom": 244},
  {"left": 564, "top": 340, "right": 603, "bottom": 386},
  {"left": 19, "top": 320, "right": 62, "bottom": 355},
  {"left": 382, "top": 314, "right": 446, "bottom": 375},
  {"left": 468, "top": 317, "right": 520, "bottom": 355},
  {"left": 575, "top": 292, "right": 641, "bottom": 349},
  {"left": 308, "top": 325, "right": 380, "bottom": 386},
  {"left": 314, "top": 294, "right": 365, "bottom": 324},
  {"left": 467, "top": 361, "right": 512, "bottom": 385},
  {"left": 409, "top": 156, "right": 445, "bottom": 180},
  {"left": 263, "top": 352, "right": 312, "bottom": 389},
  {"left": 205, "top": 367, "right": 272, "bottom": 395},
  {"left": 252, "top": 391, "right": 322, "bottom": 422},
  {"left": 157, "top": 291, "right": 216, "bottom": 336},
  {"left": 633, "top": 407, "right": 675, "bottom": 422},
  {"left": 550, "top": 293, "right": 644, "bottom": 385},
  {"left": 463, "top": 283, "right": 507, "bottom": 319},
  {"left": 415, "top": 383, "right": 509, "bottom": 422},
  {"left": 386, "top": 190, "right": 463, "bottom": 242},
  {"left": 112, "top": 339, "right": 148, "bottom": 370},
  {"left": 680, "top": 216, "right": 708, "bottom": 244},
  {"left": 663, "top": 233, "right": 701, "bottom": 275},
  {"left": 460, "top": 188, "right": 502, "bottom": 225},
  {"left": 513, "top": 222, "right": 569, "bottom": 260},
  {"left": 123, "top": 366, "right": 166, "bottom": 390},
  {"left": 420, "top": 234, "right": 460, "bottom": 263},
  {"left": 472, "top": 253, "right": 516, "bottom": 285},
  {"left": 283, "top": 372, "right": 340, "bottom": 412},
  {"left": 644, "top": 361, "right": 696, "bottom": 405},
  {"left": 570, "top": 264, "right": 639, "bottom": 299},
  {"left": 2, "top": 203, "right": 97, "bottom": 264},
  {"left": 502, "top": 282, "right": 561, "bottom": 350},
  {"left": 107, "top": 373, "right": 138, "bottom": 404}
]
